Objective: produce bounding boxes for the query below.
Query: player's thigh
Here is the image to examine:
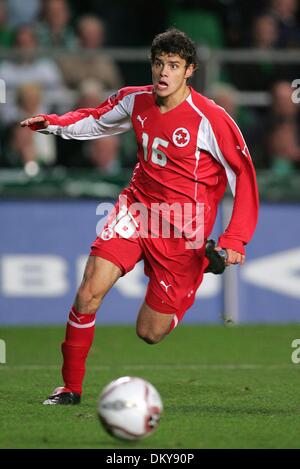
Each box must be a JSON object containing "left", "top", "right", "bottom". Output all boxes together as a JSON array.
[
  {"left": 136, "top": 301, "right": 174, "bottom": 341},
  {"left": 78, "top": 255, "right": 122, "bottom": 299}
]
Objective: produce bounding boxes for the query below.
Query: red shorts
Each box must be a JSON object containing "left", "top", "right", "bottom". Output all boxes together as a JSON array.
[{"left": 90, "top": 191, "right": 209, "bottom": 319}]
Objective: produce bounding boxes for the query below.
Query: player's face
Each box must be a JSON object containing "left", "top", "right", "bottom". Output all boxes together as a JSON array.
[{"left": 152, "top": 53, "right": 194, "bottom": 98}]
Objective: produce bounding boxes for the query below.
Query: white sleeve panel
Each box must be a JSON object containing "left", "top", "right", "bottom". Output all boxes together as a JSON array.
[
  {"left": 37, "top": 94, "right": 135, "bottom": 140},
  {"left": 187, "top": 96, "right": 236, "bottom": 195},
  {"left": 57, "top": 111, "right": 132, "bottom": 140},
  {"left": 197, "top": 116, "right": 236, "bottom": 195}
]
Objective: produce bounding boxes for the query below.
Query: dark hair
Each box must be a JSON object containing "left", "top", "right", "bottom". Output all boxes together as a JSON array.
[{"left": 151, "top": 28, "right": 197, "bottom": 69}]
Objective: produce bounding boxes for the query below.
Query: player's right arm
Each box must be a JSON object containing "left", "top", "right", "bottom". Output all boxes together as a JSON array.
[
  {"left": 20, "top": 88, "right": 135, "bottom": 140},
  {"left": 20, "top": 115, "right": 50, "bottom": 130}
]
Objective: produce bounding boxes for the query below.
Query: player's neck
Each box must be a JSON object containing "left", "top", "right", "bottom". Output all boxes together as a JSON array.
[{"left": 156, "top": 85, "right": 190, "bottom": 113}]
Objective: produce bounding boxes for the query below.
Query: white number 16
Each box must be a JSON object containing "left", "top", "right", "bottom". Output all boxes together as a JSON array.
[{"left": 142, "top": 132, "right": 168, "bottom": 167}]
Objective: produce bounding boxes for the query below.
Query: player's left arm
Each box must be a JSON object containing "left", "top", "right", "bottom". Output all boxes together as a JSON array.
[{"left": 212, "top": 112, "right": 259, "bottom": 264}]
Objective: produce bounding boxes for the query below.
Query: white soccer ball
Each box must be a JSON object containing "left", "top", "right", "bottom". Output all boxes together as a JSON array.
[{"left": 97, "top": 376, "right": 163, "bottom": 441}]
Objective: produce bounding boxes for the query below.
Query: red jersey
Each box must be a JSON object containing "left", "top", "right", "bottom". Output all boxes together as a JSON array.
[{"left": 38, "top": 85, "right": 259, "bottom": 254}]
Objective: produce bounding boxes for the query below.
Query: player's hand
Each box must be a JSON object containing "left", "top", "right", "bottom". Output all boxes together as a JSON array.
[
  {"left": 20, "top": 116, "right": 49, "bottom": 129},
  {"left": 216, "top": 247, "right": 245, "bottom": 266}
]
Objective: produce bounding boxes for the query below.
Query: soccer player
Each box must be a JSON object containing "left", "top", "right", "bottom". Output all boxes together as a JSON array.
[{"left": 21, "top": 28, "right": 259, "bottom": 405}]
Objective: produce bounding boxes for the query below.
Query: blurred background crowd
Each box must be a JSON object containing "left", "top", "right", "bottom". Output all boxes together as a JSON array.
[{"left": 1, "top": 0, "right": 300, "bottom": 181}]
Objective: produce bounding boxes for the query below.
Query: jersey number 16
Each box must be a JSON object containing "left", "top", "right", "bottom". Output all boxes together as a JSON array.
[{"left": 142, "top": 132, "right": 168, "bottom": 167}]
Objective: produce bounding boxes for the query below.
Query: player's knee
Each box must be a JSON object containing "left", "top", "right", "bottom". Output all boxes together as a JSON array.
[
  {"left": 138, "top": 333, "right": 162, "bottom": 345},
  {"left": 136, "top": 327, "right": 165, "bottom": 345}
]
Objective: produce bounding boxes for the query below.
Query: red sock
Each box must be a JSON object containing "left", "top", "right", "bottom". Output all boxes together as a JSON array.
[
  {"left": 61, "top": 307, "right": 96, "bottom": 395},
  {"left": 169, "top": 307, "right": 190, "bottom": 332},
  {"left": 168, "top": 285, "right": 201, "bottom": 333},
  {"left": 168, "top": 314, "right": 179, "bottom": 333}
]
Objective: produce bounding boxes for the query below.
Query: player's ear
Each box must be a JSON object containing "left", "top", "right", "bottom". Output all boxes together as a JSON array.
[{"left": 184, "top": 64, "right": 194, "bottom": 80}]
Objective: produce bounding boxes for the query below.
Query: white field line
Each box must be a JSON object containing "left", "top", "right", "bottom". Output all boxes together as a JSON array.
[{"left": 0, "top": 364, "right": 296, "bottom": 371}]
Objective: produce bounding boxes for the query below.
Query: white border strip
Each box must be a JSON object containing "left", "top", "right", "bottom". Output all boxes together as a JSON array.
[{"left": 67, "top": 319, "right": 96, "bottom": 328}]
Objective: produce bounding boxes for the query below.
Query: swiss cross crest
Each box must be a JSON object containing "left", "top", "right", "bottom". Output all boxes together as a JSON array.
[
  {"left": 172, "top": 127, "right": 190, "bottom": 147},
  {"left": 101, "top": 227, "right": 114, "bottom": 241}
]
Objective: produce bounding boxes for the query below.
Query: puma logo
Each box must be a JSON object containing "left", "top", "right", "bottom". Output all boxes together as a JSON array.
[
  {"left": 137, "top": 115, "right": 147, "bottom": 128},
  {"left": 71, "top": 310, "right": 81, "bottom": 322},
  {"left": 236, "top": 144, "right": 249, "bottom": 158},
  {"left": 160, "top": 280, "right": 172, "bottom": 292}
]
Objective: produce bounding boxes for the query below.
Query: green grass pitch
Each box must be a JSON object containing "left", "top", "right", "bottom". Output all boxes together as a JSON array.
[{"left": 0, "top": 324, "right": 300, "bottom": 449}]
